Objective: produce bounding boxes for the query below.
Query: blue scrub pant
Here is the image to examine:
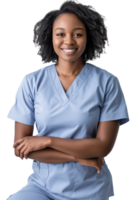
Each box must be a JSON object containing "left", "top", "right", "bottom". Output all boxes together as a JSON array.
[
  {"left": 6, "top": 184, "right": 55, "bottom": 200},
  {"left": 7, "top": 184, "right": 109, "bottom": 200},
  {"left": 7, "top": 185, "right": 109, "bottom": 200}
]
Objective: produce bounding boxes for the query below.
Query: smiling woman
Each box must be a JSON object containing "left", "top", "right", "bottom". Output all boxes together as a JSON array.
[
  {"left": 52, "top": 13, "right": 87, "bottom": 77},
  {"left": 33, "top": 1, "right": 108, "bottom": 66},
  {"left": 7, "top": 1, "right": 129, "bottom": 200}
]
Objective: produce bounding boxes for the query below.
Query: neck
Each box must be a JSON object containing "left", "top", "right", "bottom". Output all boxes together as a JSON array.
[{"left": 55, "top": 59, "right": 85, "bottom": 76}]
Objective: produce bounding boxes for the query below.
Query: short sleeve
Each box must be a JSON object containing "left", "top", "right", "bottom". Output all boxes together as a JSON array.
[
  {"left": 7, "top": 75, "right": 35, "bottom": 125},
  {"left": 99, "top": 76, "right": 130, "bottom": 126}
]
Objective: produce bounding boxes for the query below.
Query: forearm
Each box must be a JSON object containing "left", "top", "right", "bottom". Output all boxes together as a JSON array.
[
  {"left": 27, "top": 147, "right": 78, "bottom": 163},
  {"left": 48, "top": 137, "right": 105, "bottom": 159}
]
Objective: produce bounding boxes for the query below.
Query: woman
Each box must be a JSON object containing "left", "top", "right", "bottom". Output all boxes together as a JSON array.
[{"left": 7, "top": 1, "right": 129, "bottom": 200}]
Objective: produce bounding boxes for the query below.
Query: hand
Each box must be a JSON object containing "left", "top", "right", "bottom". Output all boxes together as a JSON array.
[
  {"left": 13, "top": 136, "right": 50, "bottom": 159},
  {"left": 91, "top": 157, "right": 104, "bottom": 173},
  {"left": 76, "top": 157, "right": 104, "bottom": 173}
]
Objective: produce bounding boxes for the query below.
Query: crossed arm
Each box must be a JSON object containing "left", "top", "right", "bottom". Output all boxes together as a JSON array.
[
  {"left": 48, "top": 120, "right": 120, "bottom": 159},
  {"left": 14, "top": 120, "right": 120, "bottom": 163},
  {"left": 26, "top": 138, "right": 104, "bottom": 164}
]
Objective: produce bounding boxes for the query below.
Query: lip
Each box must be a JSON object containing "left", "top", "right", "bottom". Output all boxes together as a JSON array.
[
  {"left": 61, "top": 48, "right": 78, "bottom": 50},
  {"left": 61, "top": 48, "right": 78, "bottom": 55}
]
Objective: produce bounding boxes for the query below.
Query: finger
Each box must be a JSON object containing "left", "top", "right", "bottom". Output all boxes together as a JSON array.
[
  {"left": 16, "top": 142, "right": 25, "bottom": 151},
  {"left": 99, "top": 158, "right": 102, "bottom": 166},
  {"left": 20, "top": 146, "right": 27, "bottom": 159},
  {"left": 13, "top": 138, "right": 24, "bottom": 148},
  {"left": 98, "top": 164, "right": 102, "bottom": 173},
  {"left": 20, "top": 144, "right": 31, "bottom": 160},
  {"left": 13, "top": 139, "right": 23, "bottom": 148},
  {"left": 13, "top": 142, "right": 18, "bottom": 148},
  {"left": 16, "top": 143, "right": 25, "bottom": 158},
  {"left": 99, "top": 157, "right": 104, "bottom": 166},
  {"left": 97, "top": 165, "right": 101, "bottom": 173},
  {"left": 24, "top": 148, "right": 31, "bottom": 159}
]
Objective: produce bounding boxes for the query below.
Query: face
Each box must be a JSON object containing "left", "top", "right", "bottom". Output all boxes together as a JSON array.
[{"left": 52, "top": 13, "right": 87, "bottom": 63}]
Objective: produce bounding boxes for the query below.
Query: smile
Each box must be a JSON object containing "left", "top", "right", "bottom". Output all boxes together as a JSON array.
[{"left": 61, "top": 48, "right": 78, "bottom": 55}]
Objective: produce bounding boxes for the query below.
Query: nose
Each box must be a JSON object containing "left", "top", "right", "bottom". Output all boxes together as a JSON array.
[{"left": 64, "top": 34, "right": 76, "bottom": 45}]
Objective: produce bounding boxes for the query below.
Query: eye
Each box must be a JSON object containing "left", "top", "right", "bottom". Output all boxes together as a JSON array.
[{"left": 56, "top": 33, "right": 82, "bottom": 37}]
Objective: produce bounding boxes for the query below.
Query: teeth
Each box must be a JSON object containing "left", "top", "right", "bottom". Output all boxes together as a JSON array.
[{"left": 63, "top": 49, "right": 76, "bottom": 52}]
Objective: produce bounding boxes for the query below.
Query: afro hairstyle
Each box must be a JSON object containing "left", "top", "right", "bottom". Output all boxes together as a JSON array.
[{"left": 33, "top": 0, "right": 109, "bottom": 65}]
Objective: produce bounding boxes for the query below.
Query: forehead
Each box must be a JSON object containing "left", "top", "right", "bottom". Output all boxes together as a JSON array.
[{"left": 53, "top": 13, "right": 85, "bottom": 30}]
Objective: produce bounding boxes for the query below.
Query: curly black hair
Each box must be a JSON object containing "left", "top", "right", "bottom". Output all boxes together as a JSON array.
[{"left": 33, "top": 0, "right": 109, "bottom": 64}]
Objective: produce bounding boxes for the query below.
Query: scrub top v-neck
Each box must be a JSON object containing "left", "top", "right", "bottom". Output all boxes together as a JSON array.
[
  {"left": 7, "top": 62, "right": 130, "bottom": 200},
  {"left": 49, "top": 62, "right": 92, "bottom": 105}
]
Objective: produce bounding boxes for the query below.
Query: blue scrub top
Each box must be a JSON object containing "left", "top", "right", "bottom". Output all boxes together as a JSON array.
[{"left": 7, "top": 62, "right": 129, "bottom": 200}]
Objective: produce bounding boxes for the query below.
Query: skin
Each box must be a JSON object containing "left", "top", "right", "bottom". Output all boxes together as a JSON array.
[{"left": 52, "top": 13, "right": 87, "bottom": 69}]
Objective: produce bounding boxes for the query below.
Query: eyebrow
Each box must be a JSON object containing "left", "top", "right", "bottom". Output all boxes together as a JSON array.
[{"left": 55, "top": 28, "right": 84, "bottom": 31}]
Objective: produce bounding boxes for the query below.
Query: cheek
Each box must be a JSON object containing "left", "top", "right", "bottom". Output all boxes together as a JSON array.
[
  {"left": 79, "top": 42, "right": 87, "bottom": 54},
  {"left": 53, "top": 35, "right": 60, "bottom": 46},
  {"left": 54, "top": 39, "right": 60, "bottom": 46}
]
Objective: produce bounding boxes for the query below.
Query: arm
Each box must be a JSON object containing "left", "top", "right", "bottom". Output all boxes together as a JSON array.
[
  {"left": 27, "top": 147, "right": 77, "bottom": 163},
  {"left": 48, "top": 120, "right": 120, "bottom": 159},
  {"left": 14, "top": 121, "right": 77, "bottom": 163},
  {"left": 48, "top": 137, "right": 103, "bottom": 159},
  {"left": 27, "top": 148, "right": 104, "bottom": 173},
  {"left": 15, "top": 137, "right": 103, "bottom": 166}
]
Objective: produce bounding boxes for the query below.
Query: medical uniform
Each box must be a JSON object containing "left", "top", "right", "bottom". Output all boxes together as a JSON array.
[{"left": 7, "top": 62, "right": 129, "bottom": 200}]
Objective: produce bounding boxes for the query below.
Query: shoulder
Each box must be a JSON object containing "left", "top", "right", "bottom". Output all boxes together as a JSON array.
[
  {"left": 87, "top": 62, "right": 116, "bottom": 79},
  {"left": 25, "top": 63, "right": 53, "bottom": 82},
  {"left": 87, "top": 62, "right": 118, "bottom": 86},
  {"left": 22, "top": 63, "right": 53, "bottom": 98},
  {"left": 24, "top": 63, "right": 53, "bottom": 89}
]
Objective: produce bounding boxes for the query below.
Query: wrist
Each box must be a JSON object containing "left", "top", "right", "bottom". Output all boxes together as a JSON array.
[
  {"left": 74, "top": 156, "right": 80, "bottom": 162},
  {"left": 47, "top": 137, "right": 52, "bottom": 147}
]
